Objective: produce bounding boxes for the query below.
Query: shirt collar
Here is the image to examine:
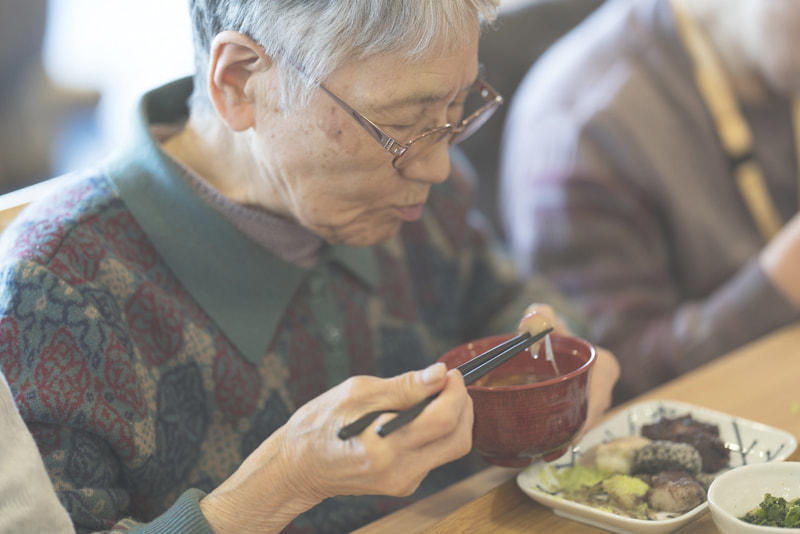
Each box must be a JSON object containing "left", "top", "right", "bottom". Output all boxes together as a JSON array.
[{"left": 104, "top": 77, "right": 377, "bottom": 363}]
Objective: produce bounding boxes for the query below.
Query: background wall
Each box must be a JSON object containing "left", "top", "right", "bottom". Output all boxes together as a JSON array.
[
  {"left": 42, "top": 0, "right": 194, "bottom": 176},
  {"left": 0, "top": 0, "right": 193, "bottom": 193}
]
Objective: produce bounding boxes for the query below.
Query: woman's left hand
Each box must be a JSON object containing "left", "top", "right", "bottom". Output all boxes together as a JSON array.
[
  {"left": 518, "top": 304, "right": 619, "bottom": 439},
  {"left": 582, "top": 344, "right": 619, "bottom": 435}
]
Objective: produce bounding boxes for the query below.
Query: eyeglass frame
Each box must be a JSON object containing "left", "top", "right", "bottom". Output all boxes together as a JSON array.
[{"left": 317, "top": 76, "right": 503, "bottom": 169}]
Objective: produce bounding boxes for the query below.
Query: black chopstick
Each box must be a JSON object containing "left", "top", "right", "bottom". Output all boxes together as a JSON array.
[
  {"left": 337, "top": 332, "right": 535, "bottom": 440},
  {"left": 456, "top": 332, "right": 531, "bottom": 375},
  {"left": 337, "top": 410, "right": 396, "bottom": 440},
  {"left": 337, "top": 332, "right": 534, "bottom": 440},
  {"left": 375, "top": 327, "right": 553, "bottom": 438},
  {"left": 461, "top": 329, "right": 551, "bottom": 385}
]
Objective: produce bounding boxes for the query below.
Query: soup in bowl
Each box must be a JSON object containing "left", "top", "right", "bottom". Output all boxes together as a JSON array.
[{"left": 438, "top": 333, "right": 596, "bottom": 467}]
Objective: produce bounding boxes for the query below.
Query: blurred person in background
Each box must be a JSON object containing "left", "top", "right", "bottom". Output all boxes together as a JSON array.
[
  {"left": 455, "top": 0, "right": 604, "bottom": 237},
  {"left": 500, "top": 0, "right": 800, "bottom": 403},
  {"left": 0, "top": 0, "right": 619, "bottom": 532}
]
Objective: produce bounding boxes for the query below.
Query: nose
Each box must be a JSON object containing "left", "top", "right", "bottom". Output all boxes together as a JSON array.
[{"left": 396, "top": 142, "right": 452, "bottom": 184}]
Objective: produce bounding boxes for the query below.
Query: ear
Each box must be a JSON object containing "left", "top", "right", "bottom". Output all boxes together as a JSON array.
[{"left": 207, "top": 31, "right": 272, "bottom": 132}]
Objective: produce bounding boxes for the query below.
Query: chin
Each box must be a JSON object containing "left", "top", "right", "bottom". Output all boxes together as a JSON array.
[
  {"left": 343, "top": 224, "right": 404, "bottom": 248},
  {"left": 315, "top": 214, "right": 406, "bottom": 247}
]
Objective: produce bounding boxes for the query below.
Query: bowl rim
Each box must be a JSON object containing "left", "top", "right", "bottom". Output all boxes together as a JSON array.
[{"left": 465, "top": 333, "right": 596, "bottom": 392}]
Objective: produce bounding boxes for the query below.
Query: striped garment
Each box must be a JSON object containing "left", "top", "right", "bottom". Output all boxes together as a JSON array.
[{"left": 500, "top": 0, "right": 800, "bottom": 402}]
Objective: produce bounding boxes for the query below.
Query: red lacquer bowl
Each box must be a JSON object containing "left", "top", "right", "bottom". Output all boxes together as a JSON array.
[{"left": 438, "top": 333, "right": 596, "bottom": 467}]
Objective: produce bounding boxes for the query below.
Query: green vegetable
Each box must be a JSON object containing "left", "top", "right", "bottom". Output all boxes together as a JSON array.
[
  {"left": 553, "top": 464, "right": 609, "bottom": 491},
  {"left": 541, "top": 465, "right": 656, "bottom": 521},
  {"left": 602, "top": 475, "right": 650, "bottom": 510},
  {"left": 740, "top": 493, "right": 800, "bottom": 528}
]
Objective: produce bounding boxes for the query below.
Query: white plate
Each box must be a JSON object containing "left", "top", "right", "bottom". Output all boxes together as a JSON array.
[{"left": 516, "top": 399, "right": 798, "bottom": 534}]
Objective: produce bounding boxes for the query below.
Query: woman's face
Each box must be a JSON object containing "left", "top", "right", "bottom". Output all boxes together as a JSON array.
[
  {"left": 740, "top": 0, "right": 800, "bottom": 95},
  {"left": 249, "top": 30, "right": 480, "bottom": 247}
]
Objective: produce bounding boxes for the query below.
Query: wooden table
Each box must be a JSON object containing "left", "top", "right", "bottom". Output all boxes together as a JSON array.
[{"left": 354, "top": 323, "right": 800, "bottom": 533}]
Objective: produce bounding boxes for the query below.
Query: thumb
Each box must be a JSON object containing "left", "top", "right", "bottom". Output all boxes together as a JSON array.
[{"left": 386, "top": 362, "right": 448, "bottom": 409}]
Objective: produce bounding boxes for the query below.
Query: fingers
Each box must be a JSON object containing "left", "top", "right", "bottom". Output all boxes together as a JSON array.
[
  {"left": 577, "top": 346, "right": 620, "bottom": 441},
  {"left": 334, "top": 369, "right": 473, "bottom": 496},
  {"left": 521, "top": 303, "right": 573, "bottom": 335},
  {"left": 389, "top": 362, "right": 449, "bottom": 408},
  {"left": 335, "top": 362, "right": 448, "bottom": 427},
  {"left": 366, "top": 368, "right": 471, "bottom": 450},
  {"left": 335, "top": 363, "right": 469, "bottom": 449},
  {"left": 241, "top": 363, "right": 474, "bottom": 506},
  {"left": 362, "top": 372, "right": 473, "bottom": 495}
]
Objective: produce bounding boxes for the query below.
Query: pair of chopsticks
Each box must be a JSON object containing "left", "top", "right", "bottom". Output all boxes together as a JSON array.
[{"left": 338, "top": 327, "right": 554, "bottom": 440}]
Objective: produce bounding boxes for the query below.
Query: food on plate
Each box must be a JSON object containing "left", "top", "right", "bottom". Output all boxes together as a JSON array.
[
  {"left": 577, "top": 435, "right": 651, "bottom": 475},
  {"left": 642, "top": 471, "right": 706, "bottom": 513},
  {"left": 602, "top": 474, "right": 650, "bottom": 511},
  {"left": 740, "top": 493, "right": 800, "bottom": 527},
  {"left": 551, "top": 468, "right": 651, "bottom": 520},
  {"left": 691, "top": 471, "right": 718, "bottom": 490},
  {"left": 535, "top": 413, "right": 732, "bottom": 520},
  {"left": 633, "top": 441, "right": 702, "bottom": 475},
  {"left": 641, "top": 414, "right": 730, "bottom": 472},
  {"left": 554, "top": 463, "right": 609, "bottom": 489}
]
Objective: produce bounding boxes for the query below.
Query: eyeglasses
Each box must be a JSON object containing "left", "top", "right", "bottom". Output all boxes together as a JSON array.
[{"left": 318, "top": 77, "right": 503, "bottom": 169}]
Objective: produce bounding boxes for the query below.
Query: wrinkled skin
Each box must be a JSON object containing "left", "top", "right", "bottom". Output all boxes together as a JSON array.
[{"left": 200, "top": 363, "right": 474, "bottom": 532}]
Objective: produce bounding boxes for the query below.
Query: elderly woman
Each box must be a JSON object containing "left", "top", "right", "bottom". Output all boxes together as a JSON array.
[{"left": 0, "top": 1, "right": 618, "bottom": 532}]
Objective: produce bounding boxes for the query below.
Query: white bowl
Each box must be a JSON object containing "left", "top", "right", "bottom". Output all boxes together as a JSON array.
[{"left": 708, "top": 462, "right": 800, "bottom": 534}]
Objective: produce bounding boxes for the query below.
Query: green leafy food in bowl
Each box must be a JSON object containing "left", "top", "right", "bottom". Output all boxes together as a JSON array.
[{"left": 740, "top": 493, "right": 800, "bottom": 528}]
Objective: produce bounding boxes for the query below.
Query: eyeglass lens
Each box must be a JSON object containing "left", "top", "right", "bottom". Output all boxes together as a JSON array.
[{"left": 392, "top": 84, "right": 500, "bottom": 169}]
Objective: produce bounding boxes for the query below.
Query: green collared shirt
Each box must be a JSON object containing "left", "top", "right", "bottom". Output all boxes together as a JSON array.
[{"left": 107, "top": 77, "right": 379, "bottom": 374}]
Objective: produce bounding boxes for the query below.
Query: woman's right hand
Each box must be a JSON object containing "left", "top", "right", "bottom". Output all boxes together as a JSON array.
[{"left": 199, "top": 362, "right": 473, "bottom": 533}]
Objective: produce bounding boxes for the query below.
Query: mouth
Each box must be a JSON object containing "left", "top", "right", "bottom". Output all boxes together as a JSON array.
[{"left": 395, "top": 203, "right": 425, "bottom": 221}]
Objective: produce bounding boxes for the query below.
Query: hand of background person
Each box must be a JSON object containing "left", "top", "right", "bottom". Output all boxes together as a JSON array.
[
  {"left": 759, "top": 211, "right": 800, "bottom": 309},
  {"left": 199, "top": 363, "right": 473, "bottom": 534},
  {"left": 520, "top": 304, "right": 620, "bottom": 439}
]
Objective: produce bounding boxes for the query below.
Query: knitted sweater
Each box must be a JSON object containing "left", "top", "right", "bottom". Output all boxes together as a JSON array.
[{"left": 0, "top": 78, "right": 581, "bottom": 533}]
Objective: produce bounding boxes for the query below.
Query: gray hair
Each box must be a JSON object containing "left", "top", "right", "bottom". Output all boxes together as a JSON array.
[{"left": 188, "top": 0, "right": 500, "bottom": 112}]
